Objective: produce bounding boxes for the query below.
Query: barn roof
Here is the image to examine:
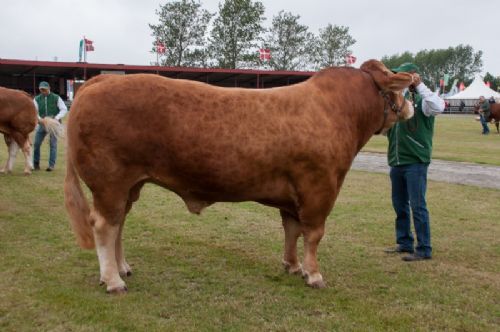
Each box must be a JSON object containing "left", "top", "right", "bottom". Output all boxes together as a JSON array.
[{"left": 0, "top": 58, "right": 315, "bottom": 91}]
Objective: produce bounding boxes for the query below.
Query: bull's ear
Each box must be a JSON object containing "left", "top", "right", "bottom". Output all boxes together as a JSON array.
[{"left": 361, "top": 59, "right": 413, "bottom": 92}]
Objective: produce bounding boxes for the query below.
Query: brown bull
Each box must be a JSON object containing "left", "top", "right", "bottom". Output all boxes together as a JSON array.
[
  {"left": 486, "top": 103, "right": 500, "bottom": 133},
  {"left": 65, "top": 59, "right": 415, "bottom": 293},
  {"left": 0, "top": 87, "right": 37, "bottom": 174}
]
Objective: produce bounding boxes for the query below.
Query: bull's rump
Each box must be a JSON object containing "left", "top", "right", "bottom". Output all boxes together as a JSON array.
[
  {"left": 69, "top": 74, "right": 335, "bottom": 199},
  {"left": 0, "top": 87, "right": 37, "bottom": 135}
]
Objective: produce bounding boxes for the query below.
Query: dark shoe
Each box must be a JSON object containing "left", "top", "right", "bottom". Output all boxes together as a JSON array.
[
  {"left": 402, "top": 253, "right": 431, "bottom": 262},
  {"left": 46, "top": 167, "right": 54, "bottom": 172},
  {"left": 34, "top": 164, "right": 40, "bottom": 171},
  {"left": 384, "top": 246, "right": 414, "bottom": 254}
]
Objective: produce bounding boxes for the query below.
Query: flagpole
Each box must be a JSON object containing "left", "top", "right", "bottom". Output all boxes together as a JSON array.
[
  {"left": 84, "top": 36, "right": 87, "bottom": 63},
  {"left": 156, "top": 43, "right": 159, "bottom": 66}
]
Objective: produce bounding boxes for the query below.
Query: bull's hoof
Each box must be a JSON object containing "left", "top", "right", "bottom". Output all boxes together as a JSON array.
[
  {"left": 120, "top": 270, "right": 132, "bottom": 277},
  {"left": 304, "top": 272, "right": 326, "bottom": 289},
  {"left": 106, "top": 285, "right": 128, "bottom": 295},
  {"left": 24, "top": 171, "right": 31, "bottom": 176},
  {"left": 307, "top": 279, "right": 326, "bottom": 289},
  {"left": 282, "top": 261, "right": 302, "bottom": 275}
]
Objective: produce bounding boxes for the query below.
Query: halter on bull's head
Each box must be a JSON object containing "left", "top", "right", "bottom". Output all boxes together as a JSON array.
[{"left": 361, "top": 60, "right": 415, "bottom": 134}]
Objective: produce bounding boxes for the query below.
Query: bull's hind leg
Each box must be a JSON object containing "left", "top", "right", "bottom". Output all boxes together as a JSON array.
[
  {"left": 115, "top": 181, "right": 146, "bottom": 278},
  {"left": 297, "top": 189, "right": 335, "bottom": 289},
  {"left": 0, "top": 137, "right": 19, "bottom": 174},
  {"left": 91, "top": 189, "right": 129, "bottom": 294},
  {"left": 280, "top": 210, "right": 303, "bottom": 275}
]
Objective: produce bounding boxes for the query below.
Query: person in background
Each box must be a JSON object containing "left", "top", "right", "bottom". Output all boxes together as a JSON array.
[
  {"left": 33, "top": 81, "right": 68, "bottom": 171},
  {"left": 384, "top": 63, "right": 445, "bottom": 262},
  {"left": 478, "top": 96, "right": 490, "bottom": 135}
]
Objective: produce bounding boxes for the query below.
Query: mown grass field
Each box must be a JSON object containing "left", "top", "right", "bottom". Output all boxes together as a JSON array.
[
  {"left": 0, "top": 115, "right": 499, "bottom": 331},
  {"left": 364, "top": 114, "right": 500, "bottom": 165}
]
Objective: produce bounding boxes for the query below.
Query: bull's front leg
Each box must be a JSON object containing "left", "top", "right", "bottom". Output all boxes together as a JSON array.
[
  {"left": 302, "top": 224, "right": 326, "bottom": 288},
  {"left": 280, "top": 210, "right": 303, "bottom": 275}
]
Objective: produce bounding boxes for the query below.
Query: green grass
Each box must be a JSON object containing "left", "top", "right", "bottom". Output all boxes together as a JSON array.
[
  {"left": 364, "top": 114, "right": 500, "bottom": 165},
  {"left": 0, "top": 117, "right": 499, "bottom": 331}
]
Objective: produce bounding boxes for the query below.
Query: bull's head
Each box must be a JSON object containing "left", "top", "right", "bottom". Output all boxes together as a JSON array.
[{"left": 361, "top": 60, "right": 415, "bottom": 134}]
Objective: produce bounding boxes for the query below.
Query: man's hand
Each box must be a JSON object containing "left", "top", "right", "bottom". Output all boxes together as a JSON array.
[{"left": 411, "top": 73, "right": 422, "bottom": 88}]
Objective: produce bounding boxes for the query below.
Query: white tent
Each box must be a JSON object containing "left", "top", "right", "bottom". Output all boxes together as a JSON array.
[{"left": 446, "top": 75, "right": 500, "bottom": 100}]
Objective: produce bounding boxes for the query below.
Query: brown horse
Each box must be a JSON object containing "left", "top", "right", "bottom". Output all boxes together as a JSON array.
[{"left": 474, "top": 103, "right": 500, "bottom": 133}]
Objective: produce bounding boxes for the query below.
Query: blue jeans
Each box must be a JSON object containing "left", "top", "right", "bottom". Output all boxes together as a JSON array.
[
  {"left": 479, "top": 114, "right": 490, "bottom": 134},
  {"left": 33, "top": 124, "right": 58, "bottom": 167},
  {"left": 390, "top": 163, "right": 432, "bottom": 258}
]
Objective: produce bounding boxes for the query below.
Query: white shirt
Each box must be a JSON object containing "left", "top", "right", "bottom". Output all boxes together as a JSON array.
[{"left": 415, "top": 83, "right": 445, "bottom": 117}]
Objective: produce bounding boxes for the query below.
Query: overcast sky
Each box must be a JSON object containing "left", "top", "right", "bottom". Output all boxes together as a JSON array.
[{"left": 1, "top": 0, "right": 498, "bottom": 75}]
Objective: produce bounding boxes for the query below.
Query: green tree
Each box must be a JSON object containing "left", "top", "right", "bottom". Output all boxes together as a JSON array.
[
  {"left": 484, "top": 72, "right": 499, "bottom": 92},
  {"left": 382, "top": 45, "right": 483, "bottom": 90},
  {"left": 262, "top": 10, "right": 314, "bottom": 71},
  {"left": 208, "top": 0, "right": 265, "bottom": 69},
  {"left": 149, "top": 0, "right": 213, "bottom": 67},
  {"left": 311, "top": 24, "right": 356, "bottom": 69}
]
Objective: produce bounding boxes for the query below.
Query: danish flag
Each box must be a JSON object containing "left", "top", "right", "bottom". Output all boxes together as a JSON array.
[
  {"left": 345, "top": 54, "right": 356, "bottom": 65},
  {"left": 259, "top": 48, "right": 271, "bottom": 61},
  {"left": 84, "top": 38, "right": 94, "bottom": 52}
]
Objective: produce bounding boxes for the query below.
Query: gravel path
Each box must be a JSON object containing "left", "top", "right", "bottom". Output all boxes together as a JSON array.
[{"left": 352, "top": 152, "right": 500, "bottom": 190}]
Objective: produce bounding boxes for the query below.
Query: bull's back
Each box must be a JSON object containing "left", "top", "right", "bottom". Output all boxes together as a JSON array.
[{"left": 70, "top": 74, "right": 329, "bottom": 166}]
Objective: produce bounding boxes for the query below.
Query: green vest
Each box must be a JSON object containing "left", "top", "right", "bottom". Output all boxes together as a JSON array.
[
  {"left": 480, "top": 100, "right": 491, "bottom": 118},
  {"left": 387, "top": 92, "right": 435, "bottom": 166},
  {"left": 35, "top": 92, "right": 60, "bottom": 118}
]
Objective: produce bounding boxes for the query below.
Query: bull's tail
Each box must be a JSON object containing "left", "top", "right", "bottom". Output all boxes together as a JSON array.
[
  {"left": 64, "top": 150, "right": 95, "bottom": 249},
  {"left": 42, "top": 118, "right": 64, "bottom": 140}
]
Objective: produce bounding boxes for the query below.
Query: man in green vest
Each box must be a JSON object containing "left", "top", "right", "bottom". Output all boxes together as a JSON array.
[
  {"left": 384, "top": 63, "right": 445, "bottom": 261},
  {"left": 478, "top": 96, "right": 490, "bottom": 135},
  {"left": 33, "top": 81, "right": 68, "bottom": 171}
]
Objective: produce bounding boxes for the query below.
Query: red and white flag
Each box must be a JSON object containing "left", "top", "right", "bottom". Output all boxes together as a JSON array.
[
  {"left": 259, "top": 48, "right": 271, "bottom": 61},
  {"left": 156, "top": 41, "right": 166, "bottom": 54},
  {"left": 85, "top": 38, "right": 94, "bottom": 52},
  {"left": 345, "top": 54, "right": 356, "bottom": 65}
]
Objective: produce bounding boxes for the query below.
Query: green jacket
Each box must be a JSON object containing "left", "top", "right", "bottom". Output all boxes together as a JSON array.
[
  {"left": 35, "top": 92, "right": 60, "bottom": 118},
  {"left": 387, "top": 92, "right": 436, "bottom": 166}
]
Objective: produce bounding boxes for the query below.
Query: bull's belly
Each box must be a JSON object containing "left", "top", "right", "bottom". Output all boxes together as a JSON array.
[{"left": 150, "top": 171, "right": 296, "bottom": 214}]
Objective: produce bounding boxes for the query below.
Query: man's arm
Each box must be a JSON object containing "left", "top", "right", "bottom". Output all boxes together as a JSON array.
[
  {"left": 415, "top": 83, "right": 445, "bottom": 117},
  {"left": 55, "top": 97, "right": 68, "bottom": 121}
]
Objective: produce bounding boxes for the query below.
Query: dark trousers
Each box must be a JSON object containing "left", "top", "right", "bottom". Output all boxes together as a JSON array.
[
  {"left": 390, "top": 163, "right": 432, "bottom": 258},
  {"left": 33, "top": 124, "right": 58, "bottom": 168}
]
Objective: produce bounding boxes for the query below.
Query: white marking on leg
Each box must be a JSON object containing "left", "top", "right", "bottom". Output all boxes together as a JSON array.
[
  {"left": 92, "top": 211, "right": 126, "bottom": 293},
  {"left": 7, "top": 140, "right": 19, "bottom": 172}
]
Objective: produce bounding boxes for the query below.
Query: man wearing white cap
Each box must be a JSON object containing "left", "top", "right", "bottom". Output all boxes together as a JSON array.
[{"left": 33, "top": 81, "right": 68, "bottom": 171}]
